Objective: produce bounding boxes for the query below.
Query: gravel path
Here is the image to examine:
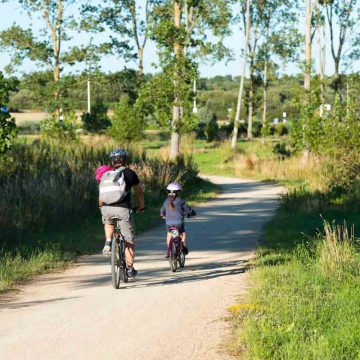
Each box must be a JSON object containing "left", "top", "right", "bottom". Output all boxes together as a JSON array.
[{"left": 0, "top": 176, "right": 282, "bottom": 360}]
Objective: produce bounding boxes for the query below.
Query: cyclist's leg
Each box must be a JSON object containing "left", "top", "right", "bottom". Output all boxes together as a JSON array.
[
  {"left": 105, "top": 224, "right": 114, "bottom": 239},
  {"left": 101, "top": 206, "right": 116, "bottom": 253},
  {"left": 166, "top": 231, "right": 171, "bottom": 248},
  {"left": 181, "top": 231, "right": 187, "bottom": 247},
  {"left": 117, "top": 208, "right": 135, "bottom": 268}
]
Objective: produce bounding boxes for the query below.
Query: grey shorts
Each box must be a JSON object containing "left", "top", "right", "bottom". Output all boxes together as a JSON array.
[{"left": 100, "top": 206, "right": 134, "bottom": 244}]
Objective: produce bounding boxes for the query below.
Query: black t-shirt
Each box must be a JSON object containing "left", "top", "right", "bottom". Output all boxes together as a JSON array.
[{"left": 106, "top": 167, "right": 140, "bottom": 209}]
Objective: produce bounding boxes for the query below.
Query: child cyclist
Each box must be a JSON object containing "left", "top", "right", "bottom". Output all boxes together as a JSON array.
[{"left": 160, "top": 182, "right": 196, "bottom": 258}]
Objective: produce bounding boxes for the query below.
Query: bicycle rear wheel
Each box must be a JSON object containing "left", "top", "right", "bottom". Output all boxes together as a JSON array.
[
  {"left": 119, "top": 239, "right": 128, "bottom": 283},
  {"left": 111, "top": 235, "right": 121, "bottom": 289},
  {"left": 169, "top": 241, "right": 177, "bottom": 272}
]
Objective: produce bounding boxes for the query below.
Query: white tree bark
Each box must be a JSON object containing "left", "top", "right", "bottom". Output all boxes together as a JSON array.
[{"left": 231, "top": 0, "right": 251, "bottom": 149}]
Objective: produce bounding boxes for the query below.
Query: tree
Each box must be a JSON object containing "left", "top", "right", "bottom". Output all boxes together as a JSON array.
[
  {"left": 231, "top": 0, "right": 251, "bottom": 149},
  {"left": 149, "top": 0, "right": 232, "bottom": 159},
  {"left": 107, "top": 97, "right": 145, "bottom": 142},
  {"left": 81, "top": 0, "right": 152, "bottom": 77},
  {"left": 304, "top": 0, "right": 312, "bottom": 91},
  {"left": 0, "top": 72, "right": 17, "bottom": 154},
  {"left": 314, "top": 0, "right": 327, "bottom": 107},
  {"left": 0, "top": 0, "right": 81, "bottom": 118},
  {"left": 257, "top": 0, "right": 301, "bottom": 128},
  {"left": 81, "top": 100, "right": 111, "bottom": 133},
  {"left": 321, "top": 0, "right": 359, "bottom": 99}
]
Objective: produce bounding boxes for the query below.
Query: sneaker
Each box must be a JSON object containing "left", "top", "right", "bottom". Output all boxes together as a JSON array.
[
  {"left": 182, "top": 246, "right": 189, "bottom": 255},
  {"left": 102, "top": 240, "right": 111, "bottom": 255},
  {"left": 127, "top": 268, "right": 138, "bottom": 278}
]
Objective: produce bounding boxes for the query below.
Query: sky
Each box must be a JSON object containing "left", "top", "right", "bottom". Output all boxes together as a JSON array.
[{"left": 0, "top": 1, "right": 357, "bottom": 79}]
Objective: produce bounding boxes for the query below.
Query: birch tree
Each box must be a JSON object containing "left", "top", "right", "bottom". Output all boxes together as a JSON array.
[
  {"left": 321, "top": 0, "right": 359, "bottom": 99},
  {"left": 149, "top": 0, "right": 232, "bottom": 159},
  {"left": 231, "top": 0, "right": 251, "bottom": 149}
]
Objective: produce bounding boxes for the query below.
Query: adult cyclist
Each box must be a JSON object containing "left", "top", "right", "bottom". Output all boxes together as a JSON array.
[{"left": 98, "top": 148, "right": 145, "bottom": 278}]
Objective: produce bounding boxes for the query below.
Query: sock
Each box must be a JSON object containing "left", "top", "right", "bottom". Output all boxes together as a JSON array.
[{"left": 106, "top": 238, "right": 111, "bottom": 242}]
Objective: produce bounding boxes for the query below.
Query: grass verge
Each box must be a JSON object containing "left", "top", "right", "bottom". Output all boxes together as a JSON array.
[{"left": 227, "top": 181, "right": 360, "bottom": 359}]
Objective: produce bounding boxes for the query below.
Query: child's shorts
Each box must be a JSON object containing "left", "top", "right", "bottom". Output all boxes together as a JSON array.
[{"left": 167, "top": 224, "right": 185, "bottom": 234}]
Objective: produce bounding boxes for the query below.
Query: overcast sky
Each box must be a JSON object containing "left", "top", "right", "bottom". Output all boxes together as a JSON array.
[{"left": 0, "top": 1, "right": 358, "bottom": 79}]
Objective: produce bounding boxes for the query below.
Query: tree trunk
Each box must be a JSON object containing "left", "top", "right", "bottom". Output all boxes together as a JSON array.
[
  {"left": 231, "top": 0, "right": 251, "bottom": 149},
  {"left": 169, "top": 0, "right": 182, "bottom": 160},
  {"left": 247, "top": 42, "right": 256, "bottom": 140},
  {"left": 247, "top": 73, "right": 254, "bottom": 140},
  {"left": 304, "top": 0, "right": 311, "bottom": 92},
  {"left": 138, "top": 47, "right": 144, "bottom": 77},
  {"left": 315, "top": 0, "right": 325, "bottom": 109},
  {"left": 262, "top": 55, "right": 268, "bottom": 128}
]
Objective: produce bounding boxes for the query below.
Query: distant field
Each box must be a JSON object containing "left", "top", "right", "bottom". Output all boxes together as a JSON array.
[
  {"left": 11, "top": 110, "right": 115, "bottom": 126},
  {"left": 11, "top": 111, "right": 50, "bottom": 126}
]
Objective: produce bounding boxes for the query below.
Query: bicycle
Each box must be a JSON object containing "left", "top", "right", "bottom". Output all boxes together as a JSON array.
[
  {"left": 168, "top": 226, "right": 186, "bottom": 272},
  {"left": 110, "top": 220, "right": 128, "bottom": 289}
]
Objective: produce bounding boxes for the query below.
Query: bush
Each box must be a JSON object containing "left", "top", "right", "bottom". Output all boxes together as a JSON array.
[
  {"left": 273, "top": 142, "right": 291, "bottom": 158},
  {"left": 81, "top": 100, "right": 111, "bottom": 133},
  {"left": 0, "top": 72, "right": 17, "bottom": 154},
  {"left": 273, "top": 123, "right": 289, "bottom": 136},
  {"left": 197, "top": 105, "right": 219, "bottom": 142},
  {"left": 40, "top": 112, "right": 78, "bottom": 143},
  {"left": 107, "top": 97, "right": 144, "bottom": 142}
]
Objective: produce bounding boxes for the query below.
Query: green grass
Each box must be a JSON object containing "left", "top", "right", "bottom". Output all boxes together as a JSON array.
[
  {"left": 189, "top": 138, "right": 360, "bottom": 359},
  {"left": 228, "top": 185, "right": 360, "bottom": 359}
]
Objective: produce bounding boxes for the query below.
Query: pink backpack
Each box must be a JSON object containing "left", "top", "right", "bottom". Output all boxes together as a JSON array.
[{"left": 95, "top": 165, "right": 112, "bottom": 183}]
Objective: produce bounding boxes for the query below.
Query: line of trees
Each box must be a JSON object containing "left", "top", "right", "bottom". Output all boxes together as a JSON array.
[{"left": 0, "top": 0, "right": 359, "bottom": 157}]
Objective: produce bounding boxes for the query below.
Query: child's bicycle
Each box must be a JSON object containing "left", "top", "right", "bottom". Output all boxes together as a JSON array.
[
  {"left": 168, "top": 226, "right": 186, "bottom": 272},
  {"left": 110, "top": 219, "right": 128, "bottom": 289}
]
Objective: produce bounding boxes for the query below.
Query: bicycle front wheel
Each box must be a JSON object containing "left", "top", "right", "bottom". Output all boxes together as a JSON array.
[{"left": 111, "top": 235, "right": 121, "bottom": 289}]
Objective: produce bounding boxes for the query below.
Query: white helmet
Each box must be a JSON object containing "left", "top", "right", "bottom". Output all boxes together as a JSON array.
[{"left": 166, "top": 182, "right": 182, "bottom": 192}]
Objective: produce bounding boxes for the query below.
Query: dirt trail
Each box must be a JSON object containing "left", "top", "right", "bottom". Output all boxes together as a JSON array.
[{"left": 0, "top": 176, "right": 282, "bottom": 360}]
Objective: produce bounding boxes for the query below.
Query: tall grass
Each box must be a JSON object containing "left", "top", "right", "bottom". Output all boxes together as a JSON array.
[
  {"left": 0, "top": 141, "right": 198, "bottom": 244},
  {"left": 0, "top": 139, "right": 205, "bottom": 291},
  {"left": 230, "top": 222, "right": 360, "bottom": 359}
]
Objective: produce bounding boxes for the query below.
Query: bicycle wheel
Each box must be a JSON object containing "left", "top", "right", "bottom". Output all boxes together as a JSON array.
[
  {"left": 119, "top": 239, "right": 128, "bottom": 283},
  {"left": 179, "top": 246, "right": 185, "bottom": 268},
  {"left": 111, "top": 235, "right": 121, "bottom": 289},
  {"left": 169, "top": 241, "right": 177, "bottom": 272}
]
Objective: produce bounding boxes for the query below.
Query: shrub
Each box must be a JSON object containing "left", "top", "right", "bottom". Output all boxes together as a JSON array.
[
  {"left": 0, "top": 72, "right": 17, "bottom": 154},
  {"left": 40, "top": 112, "right": 78, "bottom": 143},
  {"left": 81, "top": 100, "right": 111, "bottom": 133},
  {"left": 273, "top": 123, "right": 289, "bottom": 136},
  {"left": 273, "top": 142, "right": 291, "bottom": 158},
  {"left": 107, "top": 97, "right": 144, "bottom": 142}
]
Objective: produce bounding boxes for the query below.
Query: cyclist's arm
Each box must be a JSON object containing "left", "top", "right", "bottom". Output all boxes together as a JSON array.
[
  {"left": 98, "top": 197, "right": 103, "bottom": 208},
  {"left": 133, "top": 183, "right": 145, "bottom": 210},
  {"left": 182, "top": 202, "right": 196, "bottom": 217}
]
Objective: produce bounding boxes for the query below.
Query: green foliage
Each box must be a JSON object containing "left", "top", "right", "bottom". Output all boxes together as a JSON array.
[
  {"left": 81, "top": 100, "right": 111, "bottom": 133},
  {"left": 197, "top": 105, "right": 219, "bottom": 142},
  {"left": 273, "top": 142, "right": 291, "bottom": 158},
  {"left": 0, "top": 72, "right": 18, "bottom": 154},
  {"left": 40, "top": 112, "right": 78, "bottom": 143},
  {"left": 291, "top": 95, "right": 360, "bottom": 191},
  {"left": 107, "top": 97, "right": 144, "bottom": 142}
]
